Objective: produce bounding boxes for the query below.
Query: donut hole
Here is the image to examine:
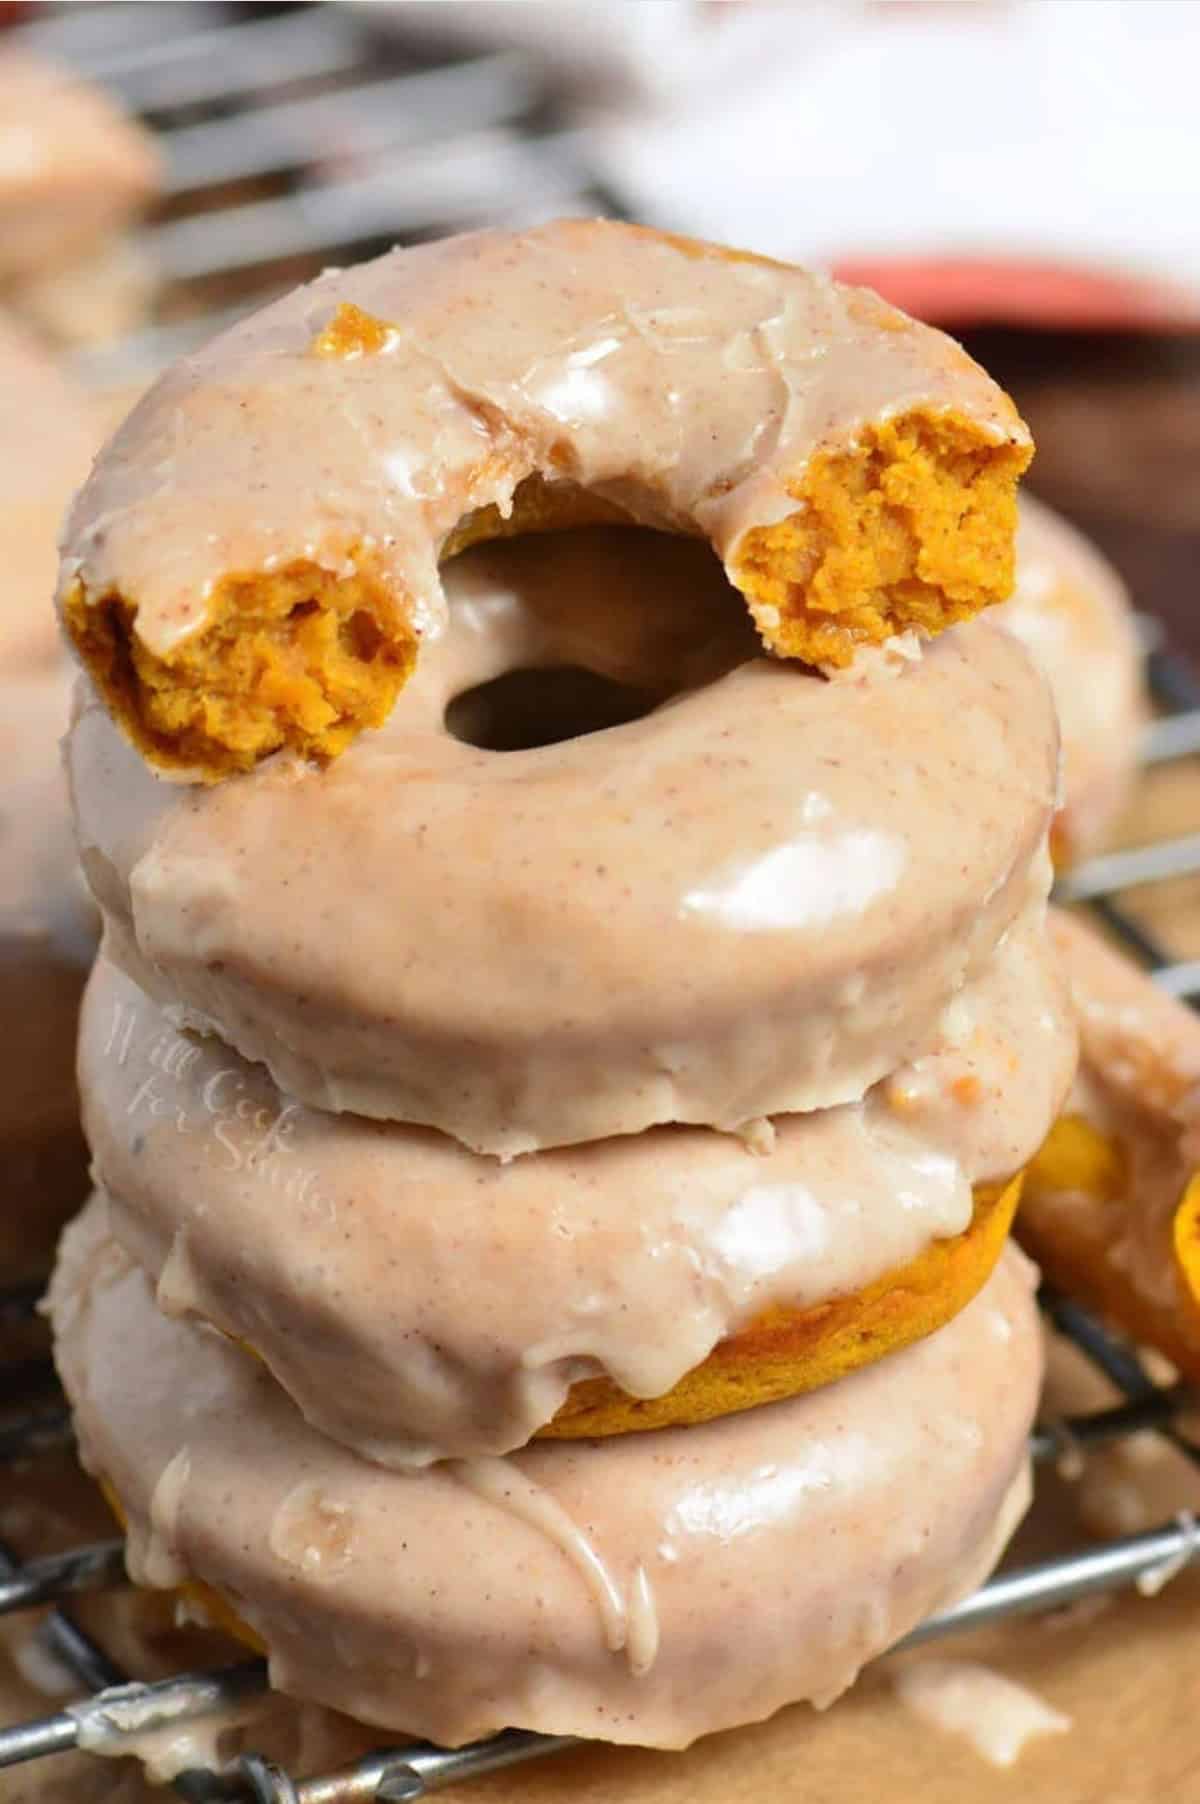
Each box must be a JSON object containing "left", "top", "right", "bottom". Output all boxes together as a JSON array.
[
  {"left": 446, "top": 664, "right": 659, "bottom": 752},
  {"left": 440, "top": 525, "right": 763, "bottom": 752}
]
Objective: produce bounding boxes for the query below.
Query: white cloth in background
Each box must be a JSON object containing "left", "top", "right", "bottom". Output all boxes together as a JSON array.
[
  {"left": 370, "top": 1, "right": 847, "bottom": 109},
  {"left": 587, "top": 0, "right": 1200, "bottom": 322},
  {"left": 370, "top": 1, "right": 1200, "bottom": 327}
]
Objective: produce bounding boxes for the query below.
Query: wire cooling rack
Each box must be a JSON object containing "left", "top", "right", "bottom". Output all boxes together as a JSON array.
[
  {"left": 3, "top": 3, "right": 1200, "bottom": 1798},
  {"left": 11, "top": 0, "right": 616, "bottom": 389}
]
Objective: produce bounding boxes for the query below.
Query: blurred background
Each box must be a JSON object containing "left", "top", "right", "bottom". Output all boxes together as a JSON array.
[{"left": 3, "top": 0, "right": 1198, "bottom": 648}]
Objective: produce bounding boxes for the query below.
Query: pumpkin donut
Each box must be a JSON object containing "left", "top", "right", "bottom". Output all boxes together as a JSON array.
[
  {"left": 1021, "top": 908, "right": 1200, "bottom": 1376},
  {"left": 57, "top": 219, "right": 1032, "bottom": 780},
  {"left": 0, "top": 310, "right": 99, "bottom": 666},
  {"left": 50, "top": 1198, "right": 1041, "bottom": 1751},
  {"left": 1001, "top": 496, "right": 1144, "bottom": 865},
  {"left": 0, "top": 50, "right": 160, "bottom": 349},
  {"left": 68, "top": 531, "right": 1058, "bottom": 1155},
  {"left": 0, "top": 317, "right": 100, "bottom": 1272},
  {"left": 79, "top": 930, "right": 1072, "bottom": 1463},
  {"left": 0, "top": 673, "right": 96, "bottom": 1274}
]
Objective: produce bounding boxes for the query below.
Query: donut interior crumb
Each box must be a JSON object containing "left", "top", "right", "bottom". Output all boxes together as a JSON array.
[
  {"left": 310, "top": 301, "right": 397, "bottom": 359},
  {"left": 1020, "top": 1111, "right": 1200, "bottom": 1382},
  {"left": 443, "top": 470, "right": 636, "bottom": 557},
  {"left": 1026, "top": 1113, "right": 1127, "bottom": 1202},
  {"left": 63, "top": 557, "right": 415, "bottom": 779},
  {"left": 733, "top": 409, "right": 1032, "bottom": 668}
]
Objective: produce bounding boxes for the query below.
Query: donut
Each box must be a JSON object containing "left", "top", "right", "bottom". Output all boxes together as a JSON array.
[
  {"left": 0, "top": 318, "right": 101, "bottom": 1272},
  {"left": 79, "top": 927, "right": 1073, "bottom": 1462},
  {"left": 1000, "top": 496, "right": 1144, "bottom": 864},
  {"left": 50, "top": 1197, "right": 1041, "bottom": 1751},
  {"left": 0, "top": 50, "right": 160, "bottom": 348},
  {"left": 1021, "top": 908, "right": 1200, "bottom": 1376},
  {"left": 69, "top": 530, "right": 1059, "bottom": 1155},
  {"left": 0, "top": 311, "right": 98, "bottom": 665},
  {"left": 0, "top": 673, "right": 97, "bottom": 1274},
  {"left": 57, "top": 219, "right": 1032, "bottom": 780}
]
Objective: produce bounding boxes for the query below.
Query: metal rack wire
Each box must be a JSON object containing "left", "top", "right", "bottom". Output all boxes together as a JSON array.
[
  {"left": 2, "top": 4, "right": 1200, "bottom": 1799},
  {"left": 11, "top": 0, "right": 614, "bottom": 389}
]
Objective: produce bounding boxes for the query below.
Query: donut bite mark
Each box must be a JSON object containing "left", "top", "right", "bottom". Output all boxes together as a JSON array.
[
  {"left": 58, "top": 220, "right": 1032, "bottom": 782},
  {"left": 62, "top": 556, "right": 416, "bottom": 780},
  {"left": 733, "top": 413, "right": 1029, "bottom": 670}
]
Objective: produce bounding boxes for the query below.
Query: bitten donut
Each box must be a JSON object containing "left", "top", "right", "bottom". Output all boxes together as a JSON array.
[
  {"left": 51, "top": 1198, "right": 1041, "bottom": 1751},
  {"left": 1001, "top": 496, "right": 1144, "bottom": 864},
  {"left": 80, "top": 931, "right": 1073, "bottom": 1463},
  {"left": 69, "top": 531, "right": 1059, "bottom": 1155},
  {"left": 58, "top": 219, "right": 1032, "bottom": 779},
  {"left": 1022, "top": 909, "right": 1200, "bottom": 1376}
]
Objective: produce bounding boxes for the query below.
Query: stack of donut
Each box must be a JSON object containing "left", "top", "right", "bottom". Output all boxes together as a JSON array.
[{"left": 51, "top": 221, "right": 1080, "bottom": 1751}]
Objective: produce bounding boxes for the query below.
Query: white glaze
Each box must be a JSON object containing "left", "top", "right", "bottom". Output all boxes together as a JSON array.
[
  {"left": 82, "top": 924, "right": 1073, "bottom": 1464},
  {"left": 68, "top": 530, "right": 1059, "bottom": 1154},
  {"left": 50, "top": 1201, "right": 1042, "bottom": 1751},
  {"left": 1000, "top": 496, "right": 1143, "bottom": 862},
  {"left": 59, "top": 220, "right": 1028, "bottom": 661}
]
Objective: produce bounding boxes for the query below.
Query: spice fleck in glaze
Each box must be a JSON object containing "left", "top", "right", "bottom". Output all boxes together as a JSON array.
[
  {"left": 51, "top": 1200, "right": 1041, "bottom": 1751},
  {"left": 58, "top": 219, "right": 1032, "bottom": 778},
  {"left": 69, "top": 532, "right": 1059, "bottom": 1154}
]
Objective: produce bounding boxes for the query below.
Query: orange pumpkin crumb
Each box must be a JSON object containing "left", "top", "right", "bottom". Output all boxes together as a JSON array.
[{"left": 311, "top": 301, "right": 398, "bottom": 359}]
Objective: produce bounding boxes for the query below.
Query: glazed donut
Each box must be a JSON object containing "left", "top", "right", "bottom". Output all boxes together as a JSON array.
[
  {"left": 1001, "top": 497, "right": 1144, "bottom": 864},
  {"left": 0, "top": 674, "right": 95, "bottom": 1273},
  {"left": 1021, "top": 908, "right": 1200, "bottom": 1376},
  {"left": 50, "top": 1197, "right": 1041, "bottom": 1751},
  {"left": 0, "top": 318, "right": 101, "bottom": 1272},
  {"left": 69, "top": 530, "right": 1059, "bottom": 1155},
  {"left": 80, "top": 933, "right": 1073, "bottom": 1463},
  {"left": 0, "top": 50, "right": 160, "bottom": 349},
  {"left": 57, "top": 219, "right": 1032, "bottom": 780},
  {"left": 0, "top": 311, "right": 98, "bottom": 666}
]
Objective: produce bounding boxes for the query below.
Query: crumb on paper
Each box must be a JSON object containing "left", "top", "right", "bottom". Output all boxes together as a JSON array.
[
  {"left": 892, "top": 1658, "right": 1071, "bottom": 1768},
  {"left": 1136, "top": 1510, "right": 1199, "bottom": 1598}
]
